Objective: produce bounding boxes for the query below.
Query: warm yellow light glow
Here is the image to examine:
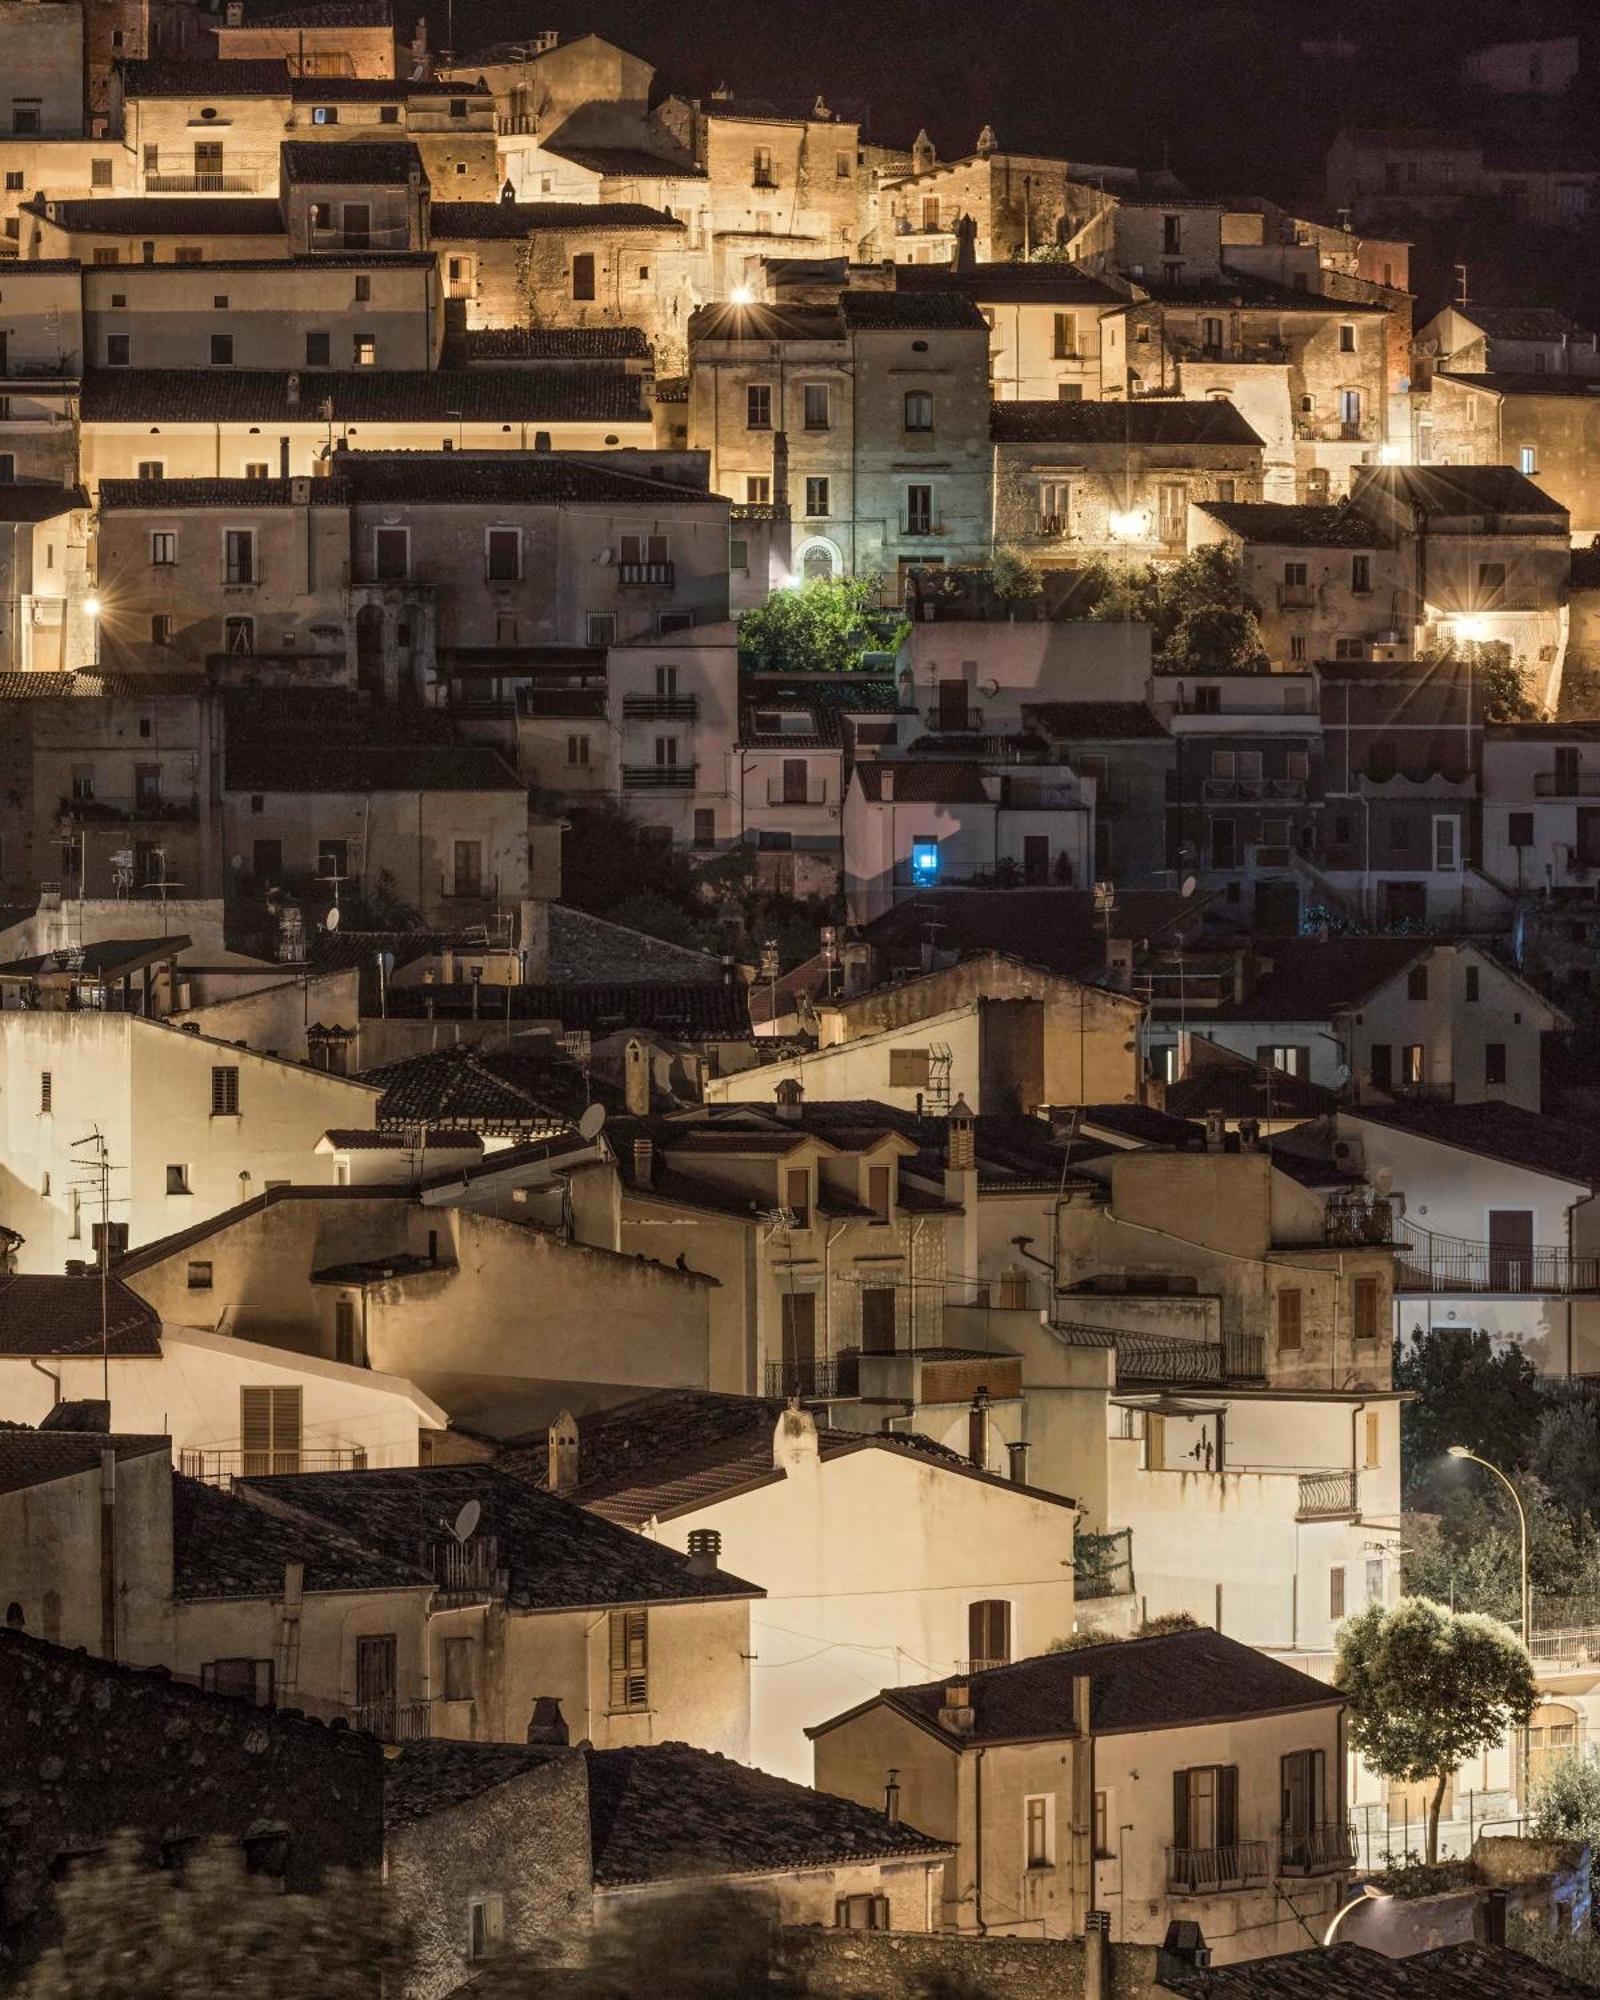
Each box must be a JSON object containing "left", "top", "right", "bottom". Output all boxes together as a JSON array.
[
  {"left": 1108, "top": 507, "right": 1150, "bottom": 542},
  {"left": 729, "top": 284, "right": 755, "bottom": 305},
  {"left": 84, "top": 597, "right": 101, "bottom": 619},
  {"left": 1378, "top": 443, "right": 1403, "bottom": 464},
  {"left": 1456, "top": 614, "right": 1490, "bottom": 642}
]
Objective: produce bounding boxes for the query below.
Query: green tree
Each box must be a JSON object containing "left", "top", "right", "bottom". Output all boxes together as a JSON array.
[
  {"left": 1529, "top": 1745, "right": 1600, "bottom": 1848},
  {"left": 986, "top": 543, "right": 1043, "bottom": 609},
  {"left": 1395, "top": 1327, "right": 1543, "bottom": 1507},
  {"left": 1335, "top": 1596, "right": 1537, "bottom": 1862},
  {"left": 21, "top": 1833, "right": 406, "bottom": 2000},
  {"left": 570, "top": 1882, "right": 806, "bottom": 1999},
  {"left": 1506, "top": 1913, "right": 1600, "bottom": 1989},
  {"left": 737, "top": 574, "right": 902, "bottom": 675},
  {"left": 1083, "top": 544, "right": 1268, "bottom": 670},
  {"left": 1475, "top": 651, "right": 1540, "bottom": 723},
  {"left": 1534, "top": 1386, "right": 1600, "bottom": 1532},
  {"left": 559, "top": 799, "right": 699, "bottom": 918}
]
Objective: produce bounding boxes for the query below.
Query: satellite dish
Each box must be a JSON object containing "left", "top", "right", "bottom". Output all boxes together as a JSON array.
[
  {"left": 1180, "top": 876, "right": 1197, "bottom": 899},
  {"left": 450, "top": 1499, "right": 481, "bottom": 1545},
  {"left": 325, "top": 906, "right": 341, "bottom": 931},
  {"left": 578, "top": 1103, "right": 606, "bottom": 1141}
]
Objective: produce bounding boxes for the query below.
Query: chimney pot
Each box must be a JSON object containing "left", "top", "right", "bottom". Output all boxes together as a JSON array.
[
  {"left": 938, "top": 1677, "right": 975, "bottom": 1736},
  {"left": 632, "top": 1135, "right": 654, "bottom": 1185},
  {"left": 623, "top": 1037, "right": 651, "bottom": 1116},
  {"left": 686, "top": 1527, "right": 721, "bottom": 1576},
  {"left": 884, "top": 1768, "right": 901, "bottom": 1825},
  {"left": 526, "top": 1695, "right": 569, "bottom": 1746},
  {"left": 547, "top": 1409, "right": 578, "bottom": 1495}
]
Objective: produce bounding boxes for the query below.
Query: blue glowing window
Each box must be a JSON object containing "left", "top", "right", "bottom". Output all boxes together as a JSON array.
[{"left": 910, "top": 839, "right": 940, "bottom": 885}]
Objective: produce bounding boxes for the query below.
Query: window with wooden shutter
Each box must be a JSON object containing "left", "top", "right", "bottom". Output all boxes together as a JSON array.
[
  {"left": 835, "top": 1894, "right": 889, "bottom": 1929},
  {"left": 888, "top": 1048, "right": 930, "bottom": 1089},
  {"left": 1143, "top": 1411, "right": 1166, "bottom": 1470},
  {"left": 784, "top": 1167, "right": 810, "bottom": 1230},
  {"left": 609, "top": 1607, "right": 649, "bottom": 1710},
  {"left": 1353, "top": 1275, "right": 1380, "bottom": 1341},
  {"left": 968, "top": 1598, "right": 1011, "bottom": 1671},
  {"left": 860, "top": 1286, "right": 896, "bottom": 1353},
  {"left": 1329, "top": 1565, "right": 1345, "bottom": 1620},
  {"left": 1364, "top": 1411, "right": 1380, "bottom": 1469},
  {"left": 866, "top": 1164, "right": 892, "bottom": 1224},
  {"left": 239, "top": 1385, "right": 301, "bottom": 1475},
  {"left": 39, "top": 1070, "right": 50, "bottom": 1114},
  {"left": 1280, "top": 1747, "right": 1327, "bottom": 1847},
  {"left": 211, "top": 1065, "right": 239, "bottom": 1115},
  {"left": 1277, "top": 1288, "right": 1303, "bottom": 1350}
]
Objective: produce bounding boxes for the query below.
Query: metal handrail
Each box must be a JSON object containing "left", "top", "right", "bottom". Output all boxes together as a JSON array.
[
  {"left": 1167, "top": 1840, "right": 1271, "bottom": 1892},
  {"left": 1297, "top": 1469, "right": 1358, "bottom": 1519}
]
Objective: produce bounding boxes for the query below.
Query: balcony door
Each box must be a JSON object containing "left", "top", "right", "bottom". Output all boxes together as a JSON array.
[
  {"left": 780, "top": 1291, "right": 816, "bottom": 1391},
  {"left": 343, "top": 202, "right": 371, "bottom": 250},
  {"left": 937, "top": 678, "right": 967, "bottom": 731},
  {"left": 1175, "top": 1764, "right": 1238, "bottom": 1872},
  {"left": 1280, "top": 1747, "right": 1327, "bottom": 1854},
  {"left": 1488, "top": 1210, "right": 1534, "bottom": 1290},
  {"left": 355, "top": 1633, "right": 397, "bottom": 1727}
]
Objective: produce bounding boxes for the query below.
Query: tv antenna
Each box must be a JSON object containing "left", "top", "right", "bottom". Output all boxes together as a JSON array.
[{"left": 69, "top": 1126, "right": 128, "bottom": 1402}]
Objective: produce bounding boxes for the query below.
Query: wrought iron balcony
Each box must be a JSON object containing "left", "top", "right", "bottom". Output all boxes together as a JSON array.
[
  {"left": 621, "top": 763, "right": 697, "bottom": 789},
  {"left": 924, "top": 705, "right": 984, "bottom": 733},
  {"left": 352, "top": 1698, "right": 431, "bottom": 1742},
  {"left": 1394, "top": 1218, "right": 1600, "bottom": 1295},
  {"left": 623, "top": 693, "right": 698, "bottom": 719},
  {"left": 1323, "top": 1192, "right": 1393, "bottom": 1247},
  {"left": 618, "top": 560, "right": 675, "bottom": 586},
  {"left": 1167, "top": 1841, "right": 1271, "bottom": 1894},
  {"left": 1107, "top": 1328, "right": 1265, "bottom": 1388},
  {"left": 1297, "top": 1470, "right": 1358, "bottom": 1520},
  {"left": 178, "top": 1446, "right": 368, "bottom": 1487},
  {"left": 1534, "top": 770, "right": 1600, "bottom": 796},
  {"left": 765, "top": 1357, "right": 847, "bottom": 1400},
  {"left": 1278, "top": 1823, "right": 1358, "bottom": 1875}
]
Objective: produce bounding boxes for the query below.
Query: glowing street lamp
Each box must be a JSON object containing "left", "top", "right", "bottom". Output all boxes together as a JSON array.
[
  {"left": 1108, "top": 507, "right": 1150, "bottom": 542},
  {"left": 1447, "top": 1445, "right": 1528, "bottom": 1644},
  {"left": 1455, "top": 614, "right": 1490, "bottom": 644}
]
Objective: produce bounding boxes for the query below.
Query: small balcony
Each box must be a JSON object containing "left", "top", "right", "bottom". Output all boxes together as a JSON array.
[
  {"left": 1394, "top": 1218, "right": 1600, "bottom": 1295},
  {"left": 431, "top": 1535, "right": 499, "bottom": 1597},
  {"left": 1534, "top": 770, "right": 1600, "bottom": 797},
  {"left": 623, "top": 693, "right": 698, "bottom": 719},
  {"left": 924, "top": 705, "right": 984, "bottom": 733},
  {"left": 1323, "top": 1192, "right": 1392, "bottom": 1247},
  {"left": 621, "top": 763, "right": 697, "bottom": 790},
  {"left": 1297, "top": 1470, "right": 1358, "bottom": 1521},
  {"left": 1201, "top": 777, "right": 1307, "bottom": 802},
  {"left": 618, "top": 561, "right": 676, "bottom": 587},
  {"left": 1167, "top": 1841, "right": 1271, "bottom": 1894},
  {"left": 1277, "top": 584, "right": 1317, "bottom": 609},
  {"left": 145, "top": 152, "right": 275, "bottom": 194},
  {"left": 178, "top": 1446, "right": 368, "bottom": 1487},
  {"left": 1109, "top": 1329, "right": 1265, "bottom": 1388},
  {"left": 352, "top": 1698, "right": 431, "bottom": 1743},
  {"left": 766, "top": 1357, "right": 847, "bottom": 1400},
  {"left": 59, "top": 793, "right": 201, "bottom": 826},
  {"left": 765, "top": 777, "right": 828, "bottom": 805},
  {"left": 902, "top": 521, "right": 944, "bottom": 538},
  {"left": 1278, "top": 1824, "right": 1357, "bottom": 1876}
]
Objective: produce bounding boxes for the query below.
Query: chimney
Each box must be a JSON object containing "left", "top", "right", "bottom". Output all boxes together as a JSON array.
[
  {"left": 286, "top": 371, "right": 300, "bottom": 409},
  {"left": 533, "top": 430, "right": 552, "bottom": 451},
  {"left": 878, "top": 766, "right": 894, "bottom": 802},
  {"left": 774, "top": 1077, "right": 803, "bottom": 1120},
  {"left": 1158, "top": 1921, "right": 1211, "bottom": 1979},
  {"left": 1104, "top": 937, "right": 1134, "bottom": 989},
  {"left": 1006, "top": 1438, "right": 1030, "bottom": 1484},
  {"left": 946, "top": 1098, "right": 975, "bottom": 1171},
  {"left": 632, "top": 1135, "right": 654, "bottom": 1186},
  {"left": 686, "top": 1527, "right": 721, "bottom": 1576},
  {"left": 975, "top": 123, "right": 998, "bottom": 156},
  {"left": 623, "top": 1036, "right": 650, "bottom": 1116},
  {"left": 547, "top": 1409, "right": 578, "bottom": 1495},
  {"left": 938, "top": 1677, "right": 975, "bottom": 1736},
  {"left": 884, "top": 1768, "right": 901, "bottom": 1825},
  {"left": 911, "top": 128, "right": 935, "bottom": 174},
  {"left": 1084, "top": 1910, "right": 1111, "bottom": 2000},
  {"left": 224, "top": 0, "right": 243, "bottom": 22},
  {"left": 1204, "top": 1109, "right": 1227, "bottom": 1152},
  {"left": 526, "top": 1695, "right": 569, "bottom": 1746}
]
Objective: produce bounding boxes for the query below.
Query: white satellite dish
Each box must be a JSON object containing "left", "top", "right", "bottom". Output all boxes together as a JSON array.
[
  {"left": 578, "top": 1103, "right": 606, "bottom": 1142},
  {"left": 325, "top": 906, "right": 341, "bottom": 931},
  {"left": 450, "top": 1499, "right": 481, "bottom": 1545},
  {"left": 1180, "top": 876, "right": 1197, "bottom": 899}
]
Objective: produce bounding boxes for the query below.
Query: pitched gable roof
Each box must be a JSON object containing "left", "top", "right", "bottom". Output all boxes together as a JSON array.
[
  {"left": 991, "top": 399, "right": 1262, "bottom": 446},
  {"left": 0, "top": 1275, "right": 162, "bottom": 1358},
  {"left": 0, "top": 1428, "right": 169, "bottom": 1497}
]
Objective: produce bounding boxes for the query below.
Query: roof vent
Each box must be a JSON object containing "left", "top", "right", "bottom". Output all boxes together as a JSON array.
[{"left": 686, "top": 1527, "right": 721, "bottom": 1576}]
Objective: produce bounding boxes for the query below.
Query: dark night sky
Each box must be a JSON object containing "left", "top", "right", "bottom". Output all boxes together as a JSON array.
[{"left": 443, "top": 0, "right": 1555, "bottom": 205}]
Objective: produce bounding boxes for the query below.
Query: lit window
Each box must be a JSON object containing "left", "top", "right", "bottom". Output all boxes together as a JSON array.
[{"left": 910, "top": 838, "right": 940, "bottom": 885}]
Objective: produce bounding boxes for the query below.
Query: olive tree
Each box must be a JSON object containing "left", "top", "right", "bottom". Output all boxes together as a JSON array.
[{"left": 1334, "top": 1596, "right": 1536, "bottom": 1862}]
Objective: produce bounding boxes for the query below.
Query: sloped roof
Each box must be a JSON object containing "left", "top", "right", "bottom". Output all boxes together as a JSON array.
[
  {"left": 540, "top": 141, "right": 706, "bottom": 179},
  {"left": 81, "top": 367, "right": 649, "bottom": 425},
  {"left": 856, "top": 761, "right": 992, "bottom": 803},
  {"left": 172, "top": 1472, "right": 430, "bottom": 1599},
  {"left": 0, "top": 1428, "right": 168, "bottom": 1497},
  {"left": 841, "top": 289, "right": 988, "bottom": 332},
  {"left": 585, "top": 1742, "right": 950, "bottom": 1885},
  {"left": 280, "top": 140, "right": 423, "bottom": 185},
  {"left": 233, "top": 0, "right": 391, "bottom": 25},
  {"left": 1022, "top": 702, "right": 1169, "bottom": 740},
  {"left": 991, "top": 399, "right": 1261, "bottom": 446},
  {"left": 1366, "top": 463, "right": 1568, "bottom": 517},
  {"left": 1194, "top": 501, "right": 1388, "bottom": 547},
  {"left": 431, "top": 201, "right": 681, "bottom": 239},
  {"left": 1161, "top": 1940, "right": 1595, "bottom": 1999},
  {"left": 33, "top": 198, "right": 284, "bottom": 235},
  {"left": 853, "top": 886, "right": 1203, "bottom": 980},
  {"left": 457, "top": 325, "right": 650, "bottom": 362},
  {"left": 547, "top": 906, "right": 729, "bottom": 986},
  {"left": 1456, "top": 305, "right": 1594, "bottom": 343},
  {"left": 333, "top": 453, "right": 724, "bottom": 507},
  {"left": 225, "top": 742, "right": 524, "bottom": 792},
  {"left": 1346, "top": 1100, "right": 1600, "bottom": 1187},
  {"left": 898, "top": 263, "right": 1128, "bottom": 305},
  {"left": 832, "top": 1627, "right": 1341, "bottom": 1745},
  {"left": 1154, "top": 936, "right": 1433, "bottom": 1022},
  {"left": 235, "top": 1465, "right": 762, "bottom": 1609},
  {"left": 0, "top": 1275, "right": 161, "bottom": 1358},
  {"left": 689, "top": 301, "right": 846, "bottom": 344},
  {"left": 0, "top": 484, "right": 88, "bottom": 523},
  {"left": 1433, "top": 369, "right": 1600, "bottom": 400},
  {"left": 361, "top": 1042, "right": 591, "bottom": 1133},
  {"left": 121, "top": 58, "right": 292, "bottom": 95},
  {"left": 740, "top": 675, "right": 899, "bottom": 749},
  {"left": 383, "top": 1740, "right": 565, "bottom": 1826}
]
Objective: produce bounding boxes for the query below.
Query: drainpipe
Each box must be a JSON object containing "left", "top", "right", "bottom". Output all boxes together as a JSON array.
[
  {"left": 99, "top": 1448, "right": 117, "bottom": 1661},
  {"left": 973, "top": 1744, "right": 987, "bottom": 1934},
  {"left": 29, "top": 1357, "right": 61, "bottom": 1409}
]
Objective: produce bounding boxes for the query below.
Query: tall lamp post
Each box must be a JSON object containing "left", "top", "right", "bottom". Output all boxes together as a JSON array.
[{"left": 1446, "top": 1445, "right": 1529, "bottom": 1644}]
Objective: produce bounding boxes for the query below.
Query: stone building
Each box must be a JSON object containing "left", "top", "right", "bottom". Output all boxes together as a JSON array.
[
  {"left": 992, "top": 399, "right": 1265, "bottom": 564},
  {"left": 898, "top": 260, "right": 1133, "bottom": 402},
  {"left": 1187, "top": 499, "right": 1403, "bottom": 667},
  {"left": 875, "top": 138, "right": 1105, "bottom": 265},
  {"left": 1427, "top": 371, "right": 1600, "bottom": 541},
  {"left": 212, "top": 0, "right": 402, "bottom": 79}
]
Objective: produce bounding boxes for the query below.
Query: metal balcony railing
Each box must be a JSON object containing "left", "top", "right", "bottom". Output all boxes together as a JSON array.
[
  {"left": 765, "top": 1358, "right": 846, "bottom": 1400},
  {"left": 1393, "top": 1216, "right": 1600, "bottom": 1294},
  {"left": 1277, "top": 585, "right": 1317, "bottom": 609},
  {"left": 1297, "top": 1470, "right": 1359, "bottom": 1520},
  {"left": 1201, "top": 777, "right": 1307, "bottom": 801},
  {"left": 178, "top": 1446, "right": 368, "bottom": 1487},
  {"left": 924, "top": 705, "right": 983, "bottom": 733},
  {"left": 1167, "top": 1841, "right": 1271, "bottom": 1893},
  {"left": 765, "top": 778, "right": 828, "bottom": 805},
  {"left": 621, "top": 763, "right": 696, "bottom": 789},
  {"left": 1535, "top": 770, "right": 1600, "bottom": 796},
  {"left": 352, "top": 1698, "right": 431, "bottom": 1743},
  {"left": 1108, "top": 1330, "right": 1266, "bottom": 1388},
  {"left": 145, "top": 153, "right": 275, "bottom": 193},
  {"left": 1278, "top": 1823, "right": 1358, "bottom": 1875},
  {"left": 1323, "top": 1193, "right": 1393, "bottom": 1247},
  {"left": 623, "top": 693, "right": 698, "bottom": 719},
  {"left": 618, "top": 560, "right": 676, "bottom": 586},
  {"left": 431, "top": 1536, "right": 499, "bottom": 1595}
]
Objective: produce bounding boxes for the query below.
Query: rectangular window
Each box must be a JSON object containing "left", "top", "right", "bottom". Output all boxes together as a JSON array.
[
  {"left": 567, "top": 734, "right": 589, "bottom": 767},
  {"left": 866, "top": 1163, "right": 892, "bottom": 1223},
  {"left": 1521, "top": 445, "right": 1537, "bottom": 476},
  {"left": 485, "top": 527, "right": 520, "bottom": 580},
  {"left": 752, "top": 143, "right": 775, "bottom": 187},
  {"left": 150, "top": 531, "right": 176, "bottom": 566},
  {"left": 1433, "top": 816, "right": 1460, "bottom": 872},
  {"left": 904, "top": 390, "right": 934, "bottom": 431},
  {"left": 1040, "top": 479, "right": 1070, "bottom": 532},
  {"left": 1339, "top": 322, "right": 1356, "bottom": 352},
  {"left": 1364, "top": 1412, "right": 1381, "bottom": 1469},
  {"left": 746, "top": 383, "right": 772, "bottom": 429},
  {"left": 352, "top": 334, "right": 375, "bottom": 367},
  {"left": 571, "top": 251, "right": 595, "bottom": 300},
  {"left": 311, "top": 104, "right": 338, "bottom": 125},
  {"left": 452, "top": 840, "right": 484, "bottom": 898},
  {"left": 1094, "top": 1791, "right": 1109, "bottom": 1856},
  {"left": 223, "top": 529, "right": 255, "bottom": 584},
  {"left": 200, "top": 1658, "right": 274, "bottom": 1705},
  {"left": 784, "top": 1166, "right": 810, "bottom": 1230},
  {"left": 835, "top": 1894, "right": 889, "bottom": 1930},
  {"left": 187, "top": 1260, "right": 213, "bottom": 1289},
  {"left": 1353, "top": 1274, "right": 1380, "bottom": 1341},
  {"left": 373, "top": 527, "right": 408, "bottom": 581},
  {"left": 608, "top": 1608, "right": 648, "bottom": 1710},
  {"left": 905, "top": 484, "right": 933, "bottom": 534},
  {"left": 106, "top": 334, "right": 130, "bottom": 367},
  {"left": 804, "top": 475, "right": 830, "bottom": 517},
  {"left": 693, "top": 808, "right": 716, "bottom": 846},
  {"left": 305, "top": 331, "right": 330, "bottom": 366},
  {"left": 744, "top": 475, "right": 771, "bottom": 505},
  {"left": 334, "top": 1297, "right": 358, "bottom": 1365},
  {"left": 1025, "top": 1795, "right": 1054, "bottom": 1868},
  {"left": 802, "top": 383, "right": 830, "bottom": 431},
  {"left": 468, "top": 1894, "right": 504, "bottom": 1960},
  {"left": 1485, "top": 1041, "right": 1507, "bottom": 1087},
  {"left": 442, "top": 1636, "right": 475, "bottom": 1701},
  {"left": 1173, "top": 1765, "right": 1238, "bottom": 1858},
  {"left": 861, "top": 1285, "right": 896, "bottom": 1353},
  {"left": 210, "top": 1065, "right": 239, "bottom": 1115},
  {"left": 1466, "top": 964, "right": 1480, "bottom": 1001},
  {"left": 1277, "top": 1288, "right": 1303, "bottom": 1351},
  {"left": 1401, "top": 1044, "right": 1425, "bottom": 1087},
  {"left": 968, "top": 1598, "right": 1011, "bottom": 1671},
  {"left": 239, "top": 1385, "right": 301, "bottom": 1475},
  {"left": 1351, "top": 554, "right": 1371, "bottom": 593},
  {"left": 165, "top": 1163, "right": 189, "bottom": 1195},
  {"left": 210, "top": 333, "right": 233, "bottom": 366},
  {"left": 1329, "top": 1566, "right": 1346, "bottom": 1620},
  {"left": 1477, "top": 561, "right": 1507, "bottom": 605},
  {"left": 1052, "top": 311, "right": 1079, "bottom": 359},
  {"left": 889, "top": 1047, "right": 931, "bottom": 1089},
  {"left": 1408, "top": 965, "right": 1428, "bottom": 1001}
]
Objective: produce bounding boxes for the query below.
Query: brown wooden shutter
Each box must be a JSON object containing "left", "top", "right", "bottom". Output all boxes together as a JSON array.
[
  {"left": 1277, "top": 1288, "right": 1303, "bottom": 1350},
  {"left": 1173, "top": 1767, "right": 1190, "bottom": 1845},
  {"left": 609, "top": 1608, "right": 648, "bottom": 1709},
  {"left": 1217, "top": 1765, "right": 1239, "bottom": 1849}
]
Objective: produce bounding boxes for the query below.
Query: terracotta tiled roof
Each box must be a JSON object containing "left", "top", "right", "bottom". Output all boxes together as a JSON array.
[
  {"left": 0, "top": 1428, "right": 168, "bottom": 1497},
  {"left": 82, "top": 367, "right": 649, "bottom": 424},
  {"left": 458, "top": 325, "right": 650, "bottom": 361},
  {"left": 361, "top": 1043, "right": 594, "bottom": 1133},
  {"left": 541, "top": 141, "right": 706, "bottom": 179},
  {"left": 899, "top": 262, "right": 1128, "bottom": 305},
  {"left": 33, "top": 198, "right": 283, "bottom": 234},
  {"left": 841, "top": 289, "right": 988, "bottom": 332},
  {"left": 280, "top": 140, "right": 423, "bottom": 184},
  {"left": 432, "top": 201, "right": 681, "bottom": 238},
  {"left": 121, "top": 58, "right": 291, "bottom": 94},
  {"left": 1162, "top": 1940, "right": 1596, "bottom": 1998},
  {"left": 237, "top": 1465, "right": 763, "bottom": 1608},
  {"left": 992, "top": 398, "right": 1260, "bottom": 445},
  {"left": 383, "top": 1740, "right": 565, "bottom": 1826},
  {"left": 238, "top": 0, "right": 391, "bottom": 25},
  {"left": 848, "top": 1627, "right": 1341, "bottom": 1745},
  {"left": 1346, "top": 1100, "right": 1600, "bottom": 1187},
  {"left": 1455, "top": 305, "right": 1594, "bottom": 343},
  {"left": 0, "top": 1275, "right": 161, "bottom": 1358},
  {"left": 1193, "top": 501, "right": 1388, "bottom": 546},
  {"left": 172, "top": 1472, "right": 431, "bottom": 1599},
  {"left": 0, "top": 485, "right": 88, "bottom": 523},
  {"left": 1022, "top": 701, "right": 1169, "bottom": 739},
  {"left": 855, "top": 761, "right": 993, "bottom": 803},
  {"left": 584, "top": 1742, "right": 950, "bottom": 1885}
]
